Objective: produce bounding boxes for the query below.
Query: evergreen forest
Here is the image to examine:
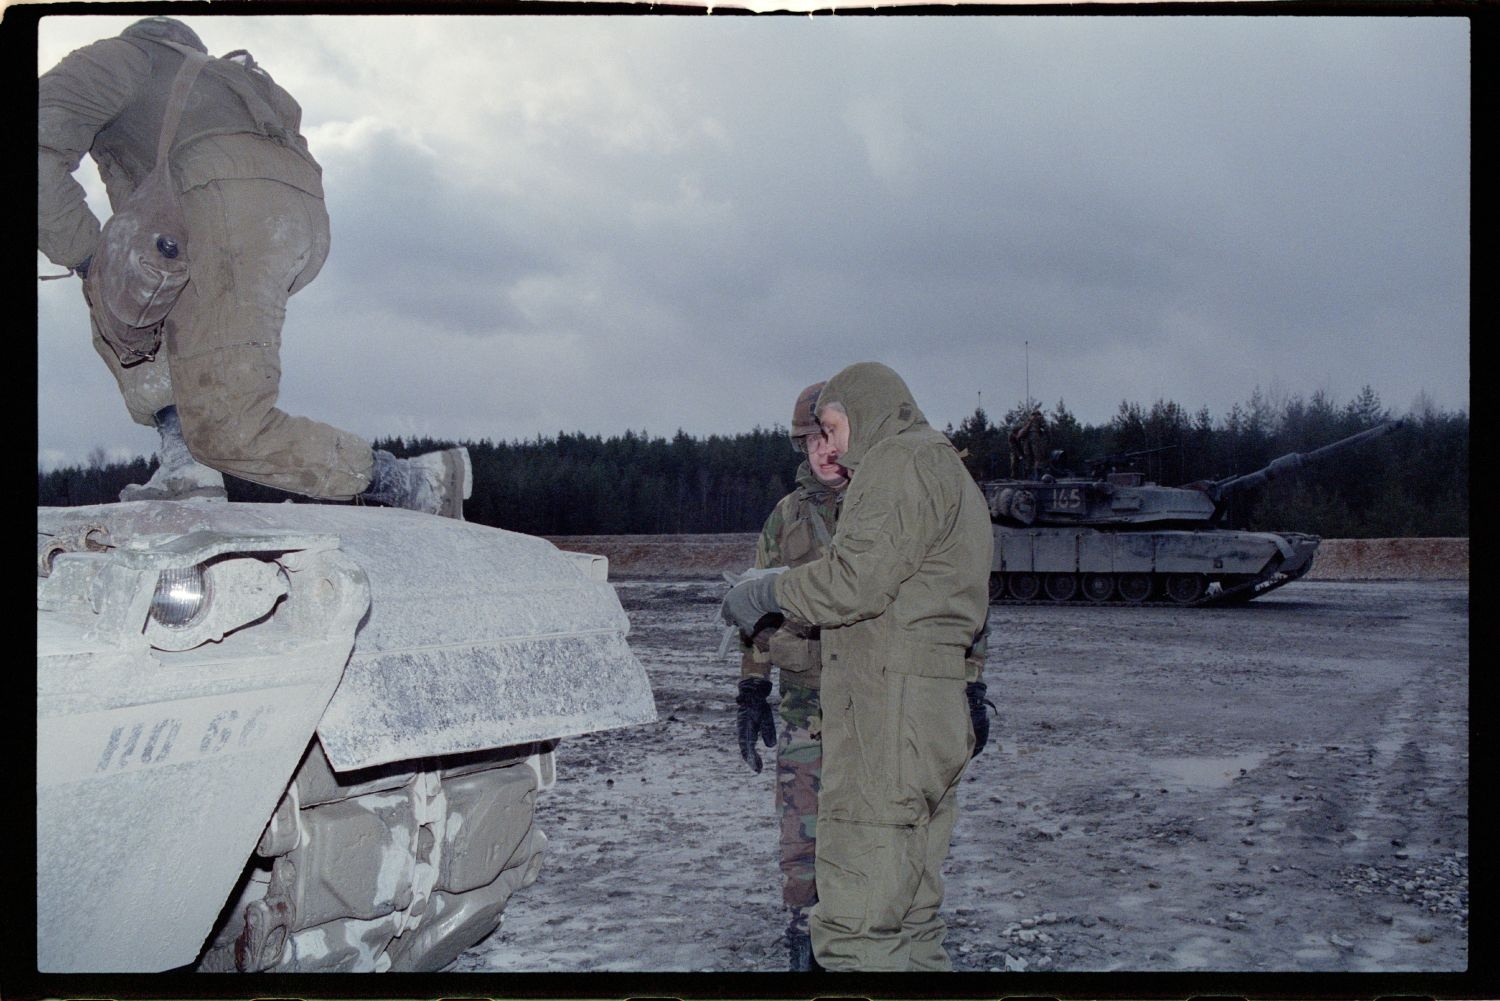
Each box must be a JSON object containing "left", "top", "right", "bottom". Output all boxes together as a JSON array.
[{"left": 38, "top": 387, "right": 1468, "bottom": 539}]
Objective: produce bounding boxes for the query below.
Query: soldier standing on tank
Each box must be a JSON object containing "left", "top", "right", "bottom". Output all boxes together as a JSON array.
[
  {"left": 1020, "top": 408, "right": 1050, "bottom": 479},
  {"left": 38, "top": 16, "right": 467, "bottom": 517},
  {"left": 734, "top": 380, "right": 846, "bottom": 971},
  {"left": 721, "top": 362, "right": 993, "bottom": 971},
  {"left": 1006, "top": 421, "right": 1026, "bottom": 478}
]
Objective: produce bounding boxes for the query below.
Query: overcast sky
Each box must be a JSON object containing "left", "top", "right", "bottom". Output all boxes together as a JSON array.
[{"left": 35, "top": 12, "right": 1469, "bottom": 470}]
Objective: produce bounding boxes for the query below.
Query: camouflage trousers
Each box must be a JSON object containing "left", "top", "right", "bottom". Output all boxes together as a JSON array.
[
  {"left": 91, "top": 178, "right": 373, "bottom": 500},
  {"left": 776, "top": 679, "right": 822, "bottom": 931}
]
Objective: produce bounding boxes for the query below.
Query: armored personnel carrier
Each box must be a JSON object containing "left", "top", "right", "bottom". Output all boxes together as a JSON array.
[
  {"left": 980, "top": 421, "right": 1401, "bottom": 606},
  {"left": 36, "top": 501, "right": 656, "bottom": 973}
]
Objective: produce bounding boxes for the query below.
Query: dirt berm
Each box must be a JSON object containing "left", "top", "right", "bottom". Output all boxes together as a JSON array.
[{"left": 546, "top": 534, "right": 1469, "bottom": 582}]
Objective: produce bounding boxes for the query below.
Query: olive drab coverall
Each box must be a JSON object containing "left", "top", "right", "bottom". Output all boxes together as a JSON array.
[
  {"left": 37, "top": 18, "right": 374, "bottom": 499},
  {"left": 773, "top": 362, "right": 994, "bottom": 971}
]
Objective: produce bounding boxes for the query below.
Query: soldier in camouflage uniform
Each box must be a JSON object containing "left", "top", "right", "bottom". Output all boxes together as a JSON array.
[
  {"left": 1020, "top": 409, "right": 1050, "bottom": 479},
  {"left": 1007, "top": 421, "right": 1026, "bottom": 478},
  {"left": 736, "top": 380, "right": 846, "bottom": 972}
]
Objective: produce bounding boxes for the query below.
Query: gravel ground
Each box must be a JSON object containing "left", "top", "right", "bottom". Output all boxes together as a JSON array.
[{"left": 448, "top": 576, "right": 1469, "bottom": 980}]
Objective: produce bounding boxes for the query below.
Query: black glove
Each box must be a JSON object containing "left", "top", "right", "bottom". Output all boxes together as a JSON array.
[
  {"left": 720, "top": 573, "right": 783, "bottom": 636},
  {"left": 74, "top": 256, "right": 91, "bottom": 280},
  {"left": 748, "top": 621, "right": 776, "bottom": 654},
  {"left": 736, "top": 677, "right": 777, "bottom": 773},
  {"left": 966, "top": 681, "right": 992, "bottom": 758}
]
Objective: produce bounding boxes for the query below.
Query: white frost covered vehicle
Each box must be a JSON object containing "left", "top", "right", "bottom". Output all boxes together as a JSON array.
[{"left": 36, "top": 501, "right": 656, "bottom": 973}]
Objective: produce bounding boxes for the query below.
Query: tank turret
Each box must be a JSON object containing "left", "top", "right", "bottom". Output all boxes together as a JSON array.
[{"left": 978, "top": 421, "right": 1402, "bottom": 605}]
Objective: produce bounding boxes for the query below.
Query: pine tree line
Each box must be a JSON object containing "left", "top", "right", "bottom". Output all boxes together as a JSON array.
[{"left": 37, "top": 387, "right": 1467, "bottom": 538}]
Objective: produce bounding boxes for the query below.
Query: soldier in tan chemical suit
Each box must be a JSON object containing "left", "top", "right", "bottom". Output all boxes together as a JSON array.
[
  {"left": 722, "top": 362, "right": 994, "bottom": 971},
  {"left": 38, "top": 17, "right": 466, "bottom": 516}
]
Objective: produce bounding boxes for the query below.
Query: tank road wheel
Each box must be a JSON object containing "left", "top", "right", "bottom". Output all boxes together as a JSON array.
[
  {"left": 1043, "top": 573, "right": 1078, "bottom": 602},
  {"left": 1117, "top": 573, "right": 1153, "bottom": 604},
  {"left": 1081, "top": 574, "right": 1114, "bottom": 603},
  {"left": 1007, "top": 572, "right": 1042, "bottom": 602},
  {"left": 1165, "top": 573, "right": 1206, "bottom": 605},
  {"left": 989, "top": 573, "right": 1006, "bottom": 601}
]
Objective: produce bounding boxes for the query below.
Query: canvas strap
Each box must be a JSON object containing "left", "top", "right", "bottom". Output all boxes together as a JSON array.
[
  {"left": 156, "top": 39, "right": 305, "bottom": 153},
  {"left": 156, "top": 46, "right": 210, "bottom": 169}
]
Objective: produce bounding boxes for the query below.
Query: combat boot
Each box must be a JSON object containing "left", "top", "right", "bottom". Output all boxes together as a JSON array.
[
  {"left": 119, "top": 406, "right": 227, "bottom": 503},
  {"left": 787, "top": 928, "right": 822, "bottom": 972},
  {"left": 361, "top": 447, "right": 471, "bottom": 520}
]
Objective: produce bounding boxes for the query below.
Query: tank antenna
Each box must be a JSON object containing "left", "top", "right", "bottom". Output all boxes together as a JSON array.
[{"left": 1025, "top": 340, "right": 1031, "bottom": 410}]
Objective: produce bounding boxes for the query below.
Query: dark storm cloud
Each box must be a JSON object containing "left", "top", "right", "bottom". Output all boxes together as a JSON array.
[
  {"left": 313, "top": 127, "right": 555, "bottom": 337},
  {"left": 37, "top": 14, "right": 1468, "bottom": 468}
]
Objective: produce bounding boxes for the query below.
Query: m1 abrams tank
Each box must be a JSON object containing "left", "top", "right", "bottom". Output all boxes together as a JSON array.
[
  {"left": 979, "top": 421, "right": 1401, "bottom": 606},
  {"left": 36, "top": 501, "right": 657, "bottom": 973}
]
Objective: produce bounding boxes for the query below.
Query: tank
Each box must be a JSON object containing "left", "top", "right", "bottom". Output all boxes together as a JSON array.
[
  {"left": 36, "top": 501, "right": 657, "bottom": 973},
  {"left": 979, "top": 421, "right": 1402, "bottom": 606}
]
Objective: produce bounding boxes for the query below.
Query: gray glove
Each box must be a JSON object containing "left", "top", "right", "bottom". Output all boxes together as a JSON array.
[
  {"left": 720, "top": 573, "right": 783, "bottom": 636},
  {"left": 966, "top": 681, "right": 993, "bottom": 757},
  {"left": 736, "top": 677, "right": 777, "bottom": 773}
]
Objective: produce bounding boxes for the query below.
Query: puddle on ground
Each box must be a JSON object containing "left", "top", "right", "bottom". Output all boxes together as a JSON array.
[
  {"left": 1373, "top": 735, "right": 1408, "bottom": 757},
  {"left": 1150, "top": 752, "right": 1269, "bottom": 790}
]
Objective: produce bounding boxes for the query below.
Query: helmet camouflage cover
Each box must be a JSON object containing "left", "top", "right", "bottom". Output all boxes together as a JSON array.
[{"left": 791, "top": 381, "right": 826, "bottom": 447}]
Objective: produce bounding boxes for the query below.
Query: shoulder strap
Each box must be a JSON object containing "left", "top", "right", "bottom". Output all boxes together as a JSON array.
[
  {"left": 155, "top": 47, "right": 210, "bottom": 169},
  {"left": 157, "top": 39, "right": 296, "bottom": 146},
  {"left": 798, "top": 490, "right": 834, "bottom": 548},
  {"left": 810, "top": 509, "right": 832, "bottom": 547}
]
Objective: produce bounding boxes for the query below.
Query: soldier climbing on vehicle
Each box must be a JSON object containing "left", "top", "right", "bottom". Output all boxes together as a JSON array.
[{"left": 38, "top": 16, "right": 468, "bottom": 517}]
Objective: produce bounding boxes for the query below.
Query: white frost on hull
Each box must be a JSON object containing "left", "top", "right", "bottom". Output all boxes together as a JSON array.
[
  {"left": 36, "top": 502, "right": 657, "bottom": 973},
  {"left": 37, "top": 524, "right": 367, "bottom": 973}
]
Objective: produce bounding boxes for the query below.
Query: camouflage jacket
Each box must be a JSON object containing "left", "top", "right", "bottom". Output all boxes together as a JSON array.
[
  {"left": 741, "top": 461, "right": 842, "bottom": 689},
  {"left": 1021, "top": 414, "right": 1049, "bottom": 448}
]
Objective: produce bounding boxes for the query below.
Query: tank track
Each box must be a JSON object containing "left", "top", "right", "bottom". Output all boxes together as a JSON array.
[{"left": 988, "top": 560, "right": 1314, "bottom": 608}]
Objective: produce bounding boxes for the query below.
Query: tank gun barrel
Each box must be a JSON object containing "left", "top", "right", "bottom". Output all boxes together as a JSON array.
[{"left": 1208, "top": 420, "right": 1403, "bottom": 501}]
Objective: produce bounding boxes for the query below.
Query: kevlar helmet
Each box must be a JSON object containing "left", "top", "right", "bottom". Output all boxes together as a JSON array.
[{"left": 791, "top": 381, "right": 826, "bottom": 452}]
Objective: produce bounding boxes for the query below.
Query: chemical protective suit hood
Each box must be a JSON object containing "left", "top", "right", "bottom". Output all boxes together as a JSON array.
[
  {"left": 120, "top": 16, "right": 209, "bottom": 54},
  {"left": 816, "top": 362, "right": 928, "bottom": 475}
]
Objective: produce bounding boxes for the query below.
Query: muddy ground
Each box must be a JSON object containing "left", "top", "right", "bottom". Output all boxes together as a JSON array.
[{"left": 449, "top": 569, "right": 1469, "bottom": 977}]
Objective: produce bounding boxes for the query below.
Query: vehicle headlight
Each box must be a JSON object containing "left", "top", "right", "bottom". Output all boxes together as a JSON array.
[{"left": 150, "top": 564, "right": 212, "bottom": 628}]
